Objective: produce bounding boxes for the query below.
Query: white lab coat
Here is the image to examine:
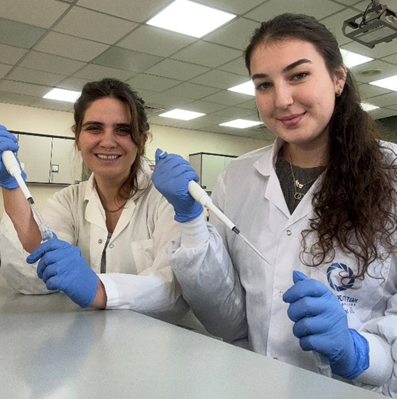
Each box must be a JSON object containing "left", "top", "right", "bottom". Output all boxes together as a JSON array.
[
  {"left": 169, "top": 138, "right": 397, "bottom": 396},
  {"left": 0, "top": 163, "right": 189, "bottom": 323}
]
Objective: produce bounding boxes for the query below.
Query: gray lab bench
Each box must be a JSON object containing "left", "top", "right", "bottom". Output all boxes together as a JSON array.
[{"left": 0, "top": 274, "right": 383, "bottom": 398}]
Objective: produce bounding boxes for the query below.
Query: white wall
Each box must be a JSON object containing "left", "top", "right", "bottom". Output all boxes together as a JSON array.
[{"left": 0, "top": 102, "right": 271, "bottom": 211}]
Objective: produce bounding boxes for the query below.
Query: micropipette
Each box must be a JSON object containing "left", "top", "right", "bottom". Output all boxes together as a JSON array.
[
  {"left": 2, "top": 151, "right": 53, "bottom": 242},
  {"left": 188, "top": 181, "right": 269, "bottom": 264}
]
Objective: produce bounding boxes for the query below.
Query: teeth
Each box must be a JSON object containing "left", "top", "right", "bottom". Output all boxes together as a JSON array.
[{"left": 97, "top": 154, "right": 119, "bottom": 160}]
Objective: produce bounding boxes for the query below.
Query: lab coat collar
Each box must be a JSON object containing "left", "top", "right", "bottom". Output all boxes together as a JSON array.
[
  {"left": 253, "top": 137, "right": 324, "bottom": 224},
  {"left": 83, "top": 160, "right": 152, "bottom": 233},
  {"left": 253, "top": 137, "right": 284, "bottom": 177}
]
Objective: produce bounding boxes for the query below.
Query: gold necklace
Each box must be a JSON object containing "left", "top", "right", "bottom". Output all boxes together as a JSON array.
[
  {"left": 103, "top": 202, "right": 127, "bottom": 213},
  {"left": 288, "top": 152, "right": 321, "bottom": 201}
]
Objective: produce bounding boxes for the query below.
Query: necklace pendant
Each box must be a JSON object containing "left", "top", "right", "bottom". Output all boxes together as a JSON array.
[
  {"left": 294, "top": 192, "right": 304, "bottom": 200},
  {"left": 295, "top": 180, "right": 303, "bottom": 189}
]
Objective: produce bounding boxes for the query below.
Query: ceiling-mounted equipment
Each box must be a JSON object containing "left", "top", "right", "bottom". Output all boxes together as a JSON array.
[{"left": 342, "top": 0, "right": 397, "bottom": 48}]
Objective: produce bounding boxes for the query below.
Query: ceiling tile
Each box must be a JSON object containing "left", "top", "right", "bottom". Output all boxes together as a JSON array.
[
  {"left": 0, "top": 43, "right": 27, "bottom": 65},
  {"left": 125, "top": 74, "right": 181, "bottom": 92},
  {"left": 30, "top": 98, "right": 75, "bottom": 112},
  {"left": 196, "top": 0, "right": 269, "bottom": 14},
  {"left": 369, "top": 92, "right": 397, "bottom": 107},
  {"left": 0, "top": 80, "right": 50, "bottom": 97},
  {"left": 145, "top": 59, "right": 209, "bottom": 81},
  {"left": 369, "top": 108, "right": 397, "bottom": 119},
  {"left": 342, "top": 39, "right": 397, "bottom": 59},
  {"left": 359, "top": 83, "right": 390, "bottom": 99},
  {"left": 349, "top": 60, "right": 397, "bottom": 83},
  {"left": 245, "top": 0, "right": 344, "bottom": 22},
  {"left": 218, "top": 57, "right": 248, "bottom": 76},
  {"left": 203, "top": 90, "right": 253, "bottom": 106},
  {"left": 53, "top": 7, "right": 137, "bottom": 44},
  {"left": 143, "top": 92, "right": 195, "bottom": 109},
  {"left": 0, "top": 91, "right": 36, "bottom": 106},
  {"left": 212, "top": 106, "right": 257, "bottom": 118},
  {"left": 7, "top": 66, "right": 66, "bottom": 86},
  {"left": 180, "top": 101, "right": 228, "bottom": 114},
  {"left": 236, "top": 98, "right": 257, "bottom": 110},
  {"left": 191, "top": 70, "right": 248, "bottom": 90},
  {"left": 76, "top": 0, "right": 171, "bottom": 22},
  {"left": 0, "top": 18, "right": 46, "bottom": 49},
  {"left": 57, "top": 76, "right": 92, "bottom": 91},
  {"left": 93, "top": 47, "right": 162, "bottom": 73},
  {"left": 320, "top": 8, "right": 364, "bottom": 46},
  {"left": 204, "top": 18, "right": 259, "bottom": 50},
  {"left": 19, "top": 51, "right": 85, "bottom": 75},
  {"left": 172, "top": 41, "right": 242, "bottom": 68},
  {"left": 35, "top": 32, "right": 109, "bottom": 62},
  {"left": 73, "top": 64, "right": 134, "bottom": 81},
  {"left": 335, "top": 0, "right": 363, "bottom": 6},
  {"left": 118, "top": 25, "right": 195, "bottom": 57},
  {"left": 148, "top": 116, "right": 184, "bottom": 127},
  {"left": 165, "top": 82, "right": 221, "bottom": 100},
  {"left": 0, "top": 0, "right": 69, "bottom": 28},
  {"left": 382, "top": 53, "right": 397, "bottom": 64},
  {"left": 0, "top": 64, "right": 12, "bottom": 79}
]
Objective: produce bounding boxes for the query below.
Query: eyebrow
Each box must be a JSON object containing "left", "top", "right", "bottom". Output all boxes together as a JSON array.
[
  {"left": 251, "top": 58, "right": 312, "bottom": 80},
  {"left": 82, "top": 121, "right": 130, "bottom": 128}
]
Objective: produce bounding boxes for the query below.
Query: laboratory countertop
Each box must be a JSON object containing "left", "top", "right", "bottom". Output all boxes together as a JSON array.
[{"left": 0, "top": 274, "right": 383, "bottom": 399}]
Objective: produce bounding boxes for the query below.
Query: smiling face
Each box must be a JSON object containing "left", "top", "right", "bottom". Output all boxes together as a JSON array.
[
  {"left": 76, "top": 97, "right": 140, "bottom": 184},
  {"left": 250, "top": 38, "right": 346, "bottom": 158}
]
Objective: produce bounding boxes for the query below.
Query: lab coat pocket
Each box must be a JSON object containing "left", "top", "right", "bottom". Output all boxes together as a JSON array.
[{"left": 130, "top": 239, "right": 155, "bottom": 275}]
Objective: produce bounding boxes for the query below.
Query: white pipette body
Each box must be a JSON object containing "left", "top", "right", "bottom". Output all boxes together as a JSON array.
[
  {"left": 188, "top": 181, "right": 235, "bottom": 230},
  {"left": 188, "top": 181, "right": 269, "bottom": 263},
  {"left": 1, "top": 150, "right": 53, "bottom": 241},
  {"left": 1, "top": 150, "right": 32, "bottom": 200}
]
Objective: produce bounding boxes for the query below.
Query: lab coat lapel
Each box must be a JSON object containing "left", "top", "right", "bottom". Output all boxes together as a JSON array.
[
  {"left": 84, "top": 175, "right": 107, "bottom": 230},
  {"left": 111, "top": 200, "right": 135, "bottom": 240},
  {"left": 255, "top": 138, "right": 290, "bottom": 218}
]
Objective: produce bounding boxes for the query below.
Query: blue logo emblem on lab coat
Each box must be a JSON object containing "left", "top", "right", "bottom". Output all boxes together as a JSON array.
[{"left": 327, "top": 263, "right": 355, "bottom": 292}]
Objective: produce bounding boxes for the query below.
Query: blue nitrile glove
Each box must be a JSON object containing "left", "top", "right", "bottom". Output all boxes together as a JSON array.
[
  {"left": 26, "top": 234, "right": 98, "bottom": 308},
  {"left": 283, "top": 270, "right": 369, "bottom": 379},
  {"left": 151, "top": 148, "right": 203, "bottom": 223},
  {"left": 0, "top": 125, "right": 27, "bottom": 189}
]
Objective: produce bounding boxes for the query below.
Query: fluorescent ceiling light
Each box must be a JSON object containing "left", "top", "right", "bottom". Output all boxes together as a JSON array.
[
  {"left": 369, "top": 75, "right": 397, "bottom": 92},
  {"left": 159, "top": 109, "right": 205, "bottom": 120},
  {"left": 360, "top": 103, "right": 379, "bottom": 112},
  {"left": 228, "top": 81, "right": 255, "bottom": 96},
  {"left": 219, "top": 119, "right": 262, "bottom": 129},
  {"left": 147, "top": 0, "right": 235, "bottom": 38},
  {"left": 340, "top": 49, "right": 373, "bottom": 68},
  {"left": 43, "top": 88, "right": 80, "bottom": 103}
]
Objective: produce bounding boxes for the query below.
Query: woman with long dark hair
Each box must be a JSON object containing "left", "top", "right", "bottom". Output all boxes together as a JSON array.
[{"left": 153, "top": 14, "right": 397, "bottom": 395}]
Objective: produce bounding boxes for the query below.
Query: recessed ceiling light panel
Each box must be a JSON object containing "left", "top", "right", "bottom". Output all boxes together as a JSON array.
[
  {"left": 43, "top": 88, "right": 81, "bottom": 103},
  {"left": 159, "top": 109, "right": 205, "bottom": 120},
  {"left": 361, "top": 102, "right": 379, "bottom": 111},
  {"left": 228, "top": 81, "right": 255, "bottom": 96},
  {"left": 219, "top": 119, "right": 262, "bottom": 129},
  {"left": 369, "top": 74, "right": 397, "bottom": 91},
  {"left": 340, "top": 49, "right": 373, "bottom": 68},
  {"left": 147, "top": 0, "right": 235, "bottom": 38}
]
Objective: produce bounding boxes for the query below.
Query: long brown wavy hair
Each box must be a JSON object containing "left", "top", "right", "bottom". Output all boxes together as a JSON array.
[
  {"left": 244, "top": 13, "right": 397, "bottom": 281},
  {"left": 73, "top": 78, "right": 151, "bottom": 200}
]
